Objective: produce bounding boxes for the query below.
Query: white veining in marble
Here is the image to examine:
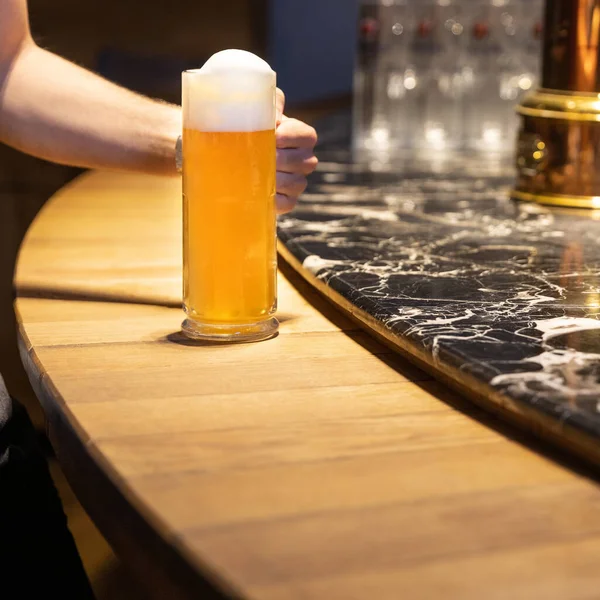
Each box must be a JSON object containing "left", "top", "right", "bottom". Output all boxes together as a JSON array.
[{"left": 279, "top": 139, "right": 600, "bottom": 440}]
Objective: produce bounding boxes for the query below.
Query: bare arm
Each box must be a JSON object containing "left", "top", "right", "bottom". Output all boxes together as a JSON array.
[
  {"left": 0, "top": 0, "right": 317, "bottom": 208},
  {"left": 0, "top": 0, "right": 181, "bottom": 175}
]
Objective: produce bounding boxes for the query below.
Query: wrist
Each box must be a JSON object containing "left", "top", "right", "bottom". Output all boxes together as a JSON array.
[{"left": 148, "top": 105, "right": 182, "bottom": 176}]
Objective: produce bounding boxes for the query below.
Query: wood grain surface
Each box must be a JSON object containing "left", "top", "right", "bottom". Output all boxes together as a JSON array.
[{"left": 15, "top": 171, "right": 600, "bottom": 600}]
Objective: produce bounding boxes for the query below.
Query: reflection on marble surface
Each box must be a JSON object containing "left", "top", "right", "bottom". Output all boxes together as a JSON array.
[{"left": 278, "top": 115, "right": 600, "bottom": 450}]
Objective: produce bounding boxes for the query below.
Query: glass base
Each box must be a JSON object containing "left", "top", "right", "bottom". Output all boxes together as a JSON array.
[{"left": 181, "top": 317, "right": 278, "bottom": 343}]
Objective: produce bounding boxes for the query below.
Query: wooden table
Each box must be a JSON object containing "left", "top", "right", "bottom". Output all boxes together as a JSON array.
[{"left": 15, "top": 171, "right": 600, "bottom": 600}]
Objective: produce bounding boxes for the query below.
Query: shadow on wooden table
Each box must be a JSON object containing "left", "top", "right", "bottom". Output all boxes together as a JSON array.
[{"left": 49, "top": 460, "right": 150, "bottom": 599}]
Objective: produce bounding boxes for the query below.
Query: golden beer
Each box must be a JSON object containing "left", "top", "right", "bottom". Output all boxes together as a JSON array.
[{"left": 181, "top": 51, "right": 278, "bottom": 341}]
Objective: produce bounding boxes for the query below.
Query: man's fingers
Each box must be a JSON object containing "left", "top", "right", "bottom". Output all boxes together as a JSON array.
[
  {"left": 273, "top": 105, "right": 316, "bottom": 213},
  {"left": 276, "top": 171, "right": 307, "bottom": 198},
  {"left": 276, "top": 88, "right": 285, "bottom": 125},
  {"left": 276, "top": 118, "right": 318, "bottom": 149},
  {"left": 276, "top": 147, "right": 319, "bottom": 175},
  {"left": 276, "top": 193, "right": 297, "bottom": 215}
]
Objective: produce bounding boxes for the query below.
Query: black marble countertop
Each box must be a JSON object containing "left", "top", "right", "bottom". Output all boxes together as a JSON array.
[{"left": 278, "top": 114, "right": 600, "bottom": 464}]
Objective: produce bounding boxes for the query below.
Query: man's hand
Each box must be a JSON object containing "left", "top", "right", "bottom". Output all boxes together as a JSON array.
[{"left": 275, "top": 89, "right": 318, "bottom": 214}]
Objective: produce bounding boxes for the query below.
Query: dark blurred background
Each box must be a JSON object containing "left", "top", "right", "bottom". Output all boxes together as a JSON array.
[{"left": 0, "top": 0, "right": 357, "bottom": 596}]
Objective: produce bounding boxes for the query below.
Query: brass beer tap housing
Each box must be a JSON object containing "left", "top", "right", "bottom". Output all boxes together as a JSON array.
[{"left": 513, "top": 0, "right": 600, "bottom": 208}]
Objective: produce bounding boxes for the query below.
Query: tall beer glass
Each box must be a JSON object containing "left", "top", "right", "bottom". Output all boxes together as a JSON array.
[{"left": 181, "top": 50, "right": 278, "bottom": 342}]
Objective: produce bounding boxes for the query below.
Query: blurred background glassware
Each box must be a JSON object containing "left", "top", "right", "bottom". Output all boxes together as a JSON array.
[
  {"left": 463, "top": 0, "right": 526, "bottom": 154},
  {"left": 353, "top": 0, "right": 414, "bottom": 157},
  {"left": 415, "top": 0, "right": 467, "bottom": 154},
  {"left": 353, "top": 0, "right": 544, "bottom": 159}
]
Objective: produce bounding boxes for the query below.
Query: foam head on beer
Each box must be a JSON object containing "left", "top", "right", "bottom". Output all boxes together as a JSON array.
[{"left": 183, "top": 49, "right": 276, "bottom": 133}]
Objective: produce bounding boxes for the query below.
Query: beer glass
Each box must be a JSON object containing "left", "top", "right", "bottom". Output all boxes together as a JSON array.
[{"left": 181, "top": 50, "right": 278, "bottom": 342}]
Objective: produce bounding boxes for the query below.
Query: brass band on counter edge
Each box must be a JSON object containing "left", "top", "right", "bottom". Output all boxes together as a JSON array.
[
  {"left": 511, "top": 189, "right": 600, "bottom": 210},
  {"left": 517, "top": 89, "right": 600, "bottom": 123}
]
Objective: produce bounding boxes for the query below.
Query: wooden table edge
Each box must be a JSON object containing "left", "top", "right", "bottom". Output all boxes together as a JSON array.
[
  {"left": 14, "top": 169, "right": 600, "bottom": 600},
  {"left": 15, "top": 316, "right": 246, "bottom": 600}
]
